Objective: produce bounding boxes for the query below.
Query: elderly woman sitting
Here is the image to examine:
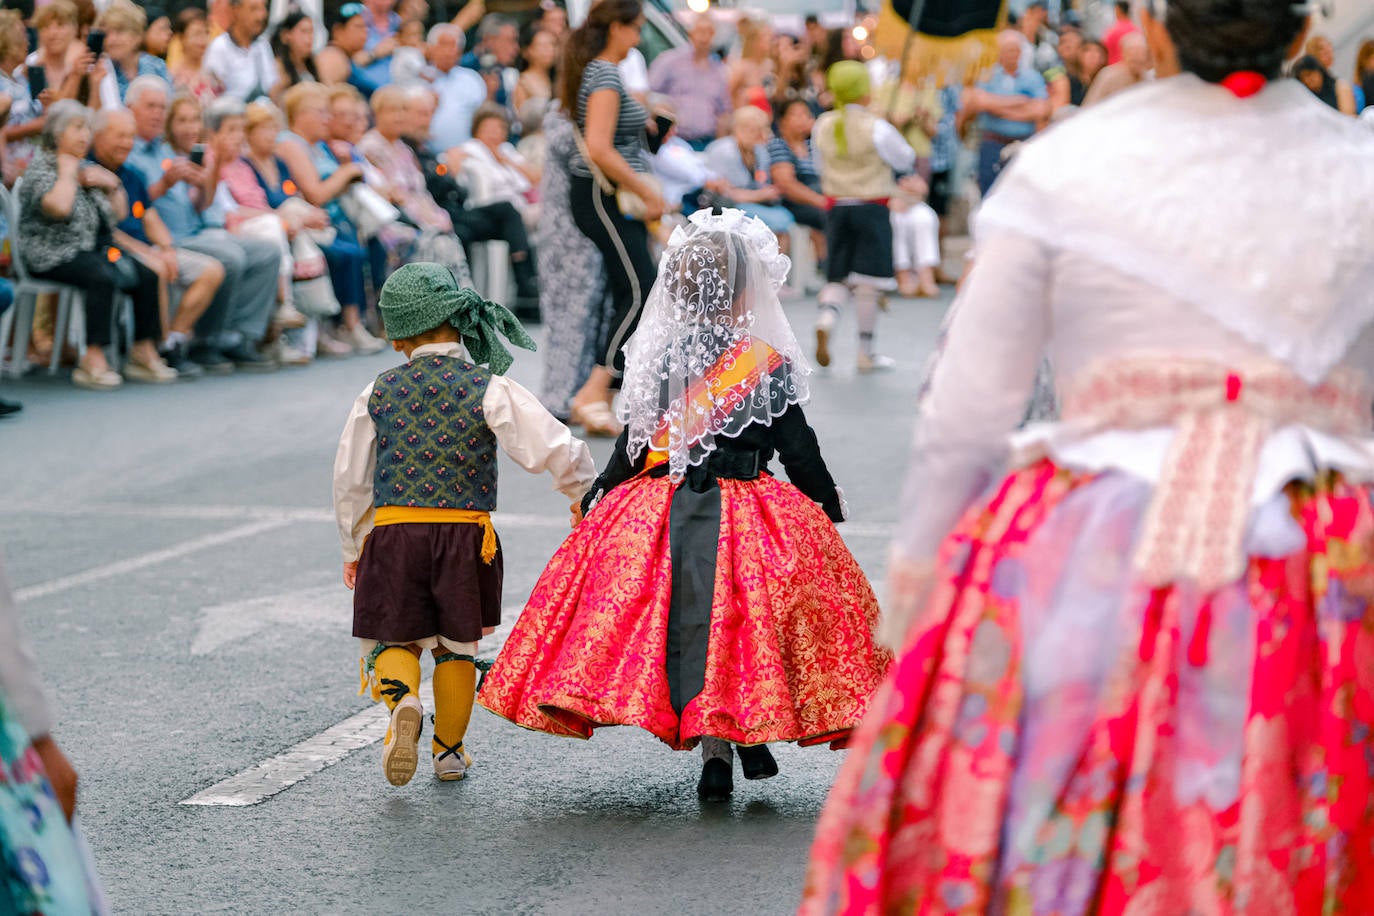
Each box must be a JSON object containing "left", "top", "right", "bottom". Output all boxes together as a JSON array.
[
  {"left": 704, "top": 106, "right": 796, "bottom": 245},
  {"left": 220, "top": 99, "right": 368, "bottom": 359},
  {"left": 354, "top": 84, "right": 473, "bottom": 289},
  {"left": 96, "top": 0, "right": 171, "bottom": 107},
  {"left": 276, "top": 81, "right": 384, "bottom": 355},
  {"left": 18, "top": 100, "right": 173, "bottom": 388},
  {"left": 460, "top": 103, "right": 541, "bottom": 230}
]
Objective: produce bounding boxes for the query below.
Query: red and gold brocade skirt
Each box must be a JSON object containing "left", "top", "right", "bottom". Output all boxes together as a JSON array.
[
  {"left": 800, "top": 462, "right": 1374, "bottom": 915},
  {"left": 478, "top": 474, "right": 891, "bottom": 750}
]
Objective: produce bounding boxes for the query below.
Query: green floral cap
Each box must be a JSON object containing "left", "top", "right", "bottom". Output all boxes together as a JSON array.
[{"left": 378, "top": 262, "right": 536, "bottom": 375}]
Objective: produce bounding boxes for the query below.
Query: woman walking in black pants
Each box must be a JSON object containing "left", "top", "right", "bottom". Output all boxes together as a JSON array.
[{"left": 562, "top": 0, "right": 665, "bottom": 437}]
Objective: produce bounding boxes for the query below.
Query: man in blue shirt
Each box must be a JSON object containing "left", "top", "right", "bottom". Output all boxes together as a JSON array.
[
  {"left": 125, "top": 75, "right": 280, "bottom": 370},
  {"left": 428, "top": 23, "right": 489, "bottom": 152},
  {"left": 90, "top": 107, "right": 227, "bottom": 377},
  {"left": 461, "top": 14, "right": 517, "bottom": 119},
  {"left": 959, "top": 30, "right": 1049, "bottom": 195}
]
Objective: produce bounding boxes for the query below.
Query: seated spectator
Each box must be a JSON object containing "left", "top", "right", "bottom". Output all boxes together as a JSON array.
[
  {"left": 890, "top": 176, "right": 941, "bottom": 299},
  {"left": 704, "top": 105, "right": 795, "bottom": 240},
  {"left": 402, "top": 85, "right": 539, "bottom": 311},
  {"left": 767, "top": 97, "right": 827, "bottom": 260},
  {"left": 315, "top": 2, "right": 380, "bottom": 99},
  {"left": 143, "top": 7, "right": 173, "bottom": 60},
  {"left": 1082, "top": 31, "right": 1151, "bottom": 107},
  {"left": 27, "top": 1, "right": 95, "bottom": 108},
  {"left": 728, "top": 18, "right": 774, "bottom": 110},
  {"left": 358, "top": 0, "right": 400, "bottom": 89},
  {"left": 1306, "top": 34, "right": 1357, "bottom": 115},
  {"left": 464, "top": 14, "right": 520, "bottom": 115},
  {"left": 96, "top": 1, "right": 171, "bottom": 107},
  {"left": 276, "top": 81, "right": 385, "bottom": 354},
  {"left": 513, "top": 28, "right": 558, "bottom": 113},
  {"left": 0, "top": 10, "right": 43, "bottom": 184},
  {"left": 271, "top": 10, "right": 320, "bottom": 107},
  {"left": 354, "top": 85, "right": 475, "bottom": 290},
  {"left": 389, "top": 18, "right": 428, "bottom": 85},
  {"left": 18, "top": 100, "right": 173, "bottom": 389},
  {"left": 169, "top": 8, "right": 221, "bottom": 105},
  {"left": 1355, "top": 39, "right": 1374, "bottom": 112},
  {"left": 91, "top": 106, "right": 224, "bottom": 377},
  {"left": 1079, "top": 39, "right": 1108, "bottom": 93},
  {"left": 1057, "top": 26, "right": 1090, "bottom": 106},
  {"left": 222, "top": 99, "right": 367, "bottom": 358},
  {"left": 648, "top": 15, "right": 730, "bottom": 151},
  {"left": 166, "top": 0, "right": 230, "bottom": 71},
  {"left": 428, "top": 23, "right": 487, "bottom": 151},
  {"left": 653, "top": 121, "right": 726, "bottom": 213},
  {"left": 202, "top": 96, "right": 314, "bottom": 363},
  {"left": 125, "top": 77, "right": 281, "bottom": 371},
  {"left": 203, "top": 0, "right": 278, "bottom": 102},
  {"left": 461, "top": 103, "right": 539, "bottom": 229}
]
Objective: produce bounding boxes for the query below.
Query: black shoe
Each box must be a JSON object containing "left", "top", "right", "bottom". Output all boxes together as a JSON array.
[
  {"left": 222, "top": 341, "right": 278, "bottom": 372},
  {"left": 697, "top": 757, "right": 733, "bottom": 802},
  {"left": 160, "top": 340, "right": 204, "bottom": 380},
  {"left": 189, "top": 344, "right": 235, "bottom": 376},
  {"left": 737, "top": 744, "right": 778, "bottom": 781},
  {"left": 0, "top": 397, "right": 21, "bottom": 417}
]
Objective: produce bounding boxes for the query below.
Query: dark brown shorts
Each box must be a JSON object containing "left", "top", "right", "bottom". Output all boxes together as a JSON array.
[{"left": 353, "top": 522, "right": 504, "bottom": 645}]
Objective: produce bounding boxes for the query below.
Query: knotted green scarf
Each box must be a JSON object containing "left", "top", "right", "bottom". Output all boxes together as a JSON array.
[
  {"left": 827, "top": 60, "right": 871, "bottom": 158},
  {"left": 378, "top": 262, "right": 536, "bottom": 375}
]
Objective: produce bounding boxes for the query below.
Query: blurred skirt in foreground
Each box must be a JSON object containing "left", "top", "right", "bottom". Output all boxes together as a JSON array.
[{"left": 801, "top": 462, "right": 1374, "bottom": 914}]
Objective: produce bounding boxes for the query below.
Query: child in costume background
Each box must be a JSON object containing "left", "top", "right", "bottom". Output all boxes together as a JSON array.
[
  {"left": 478, "top": 209, "right": 890, "bottom": 802},
  {"left": 333, "top": 262, "right": 595, "bottom": 787},
  {"left": 813, "top": 60, "right": 919, "bottom": 374}
]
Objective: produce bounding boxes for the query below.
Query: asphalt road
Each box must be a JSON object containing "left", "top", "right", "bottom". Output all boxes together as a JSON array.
[{"left": 0, "top": 287, "right": 951, "bottom": 915}]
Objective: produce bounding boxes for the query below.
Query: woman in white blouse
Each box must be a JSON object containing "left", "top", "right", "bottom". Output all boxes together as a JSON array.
[
  {"left": 461, "top": 103, "right": 540, "bottom": 230},
  {"left": 801, "top": 0, "right": 1374, "bottom": 912}
]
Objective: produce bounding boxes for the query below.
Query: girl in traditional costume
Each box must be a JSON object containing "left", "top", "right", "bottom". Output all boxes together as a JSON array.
[
  {"left": 800, "top": 0, "right": 1374, "bottom": 912},
  {"left": 479, "top": 209, "right": 890, "bottom": 800}
]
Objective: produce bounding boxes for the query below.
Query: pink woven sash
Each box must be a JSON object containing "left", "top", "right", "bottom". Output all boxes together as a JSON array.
[{"left": 1060, "top": 359, "right": 1371, "bottom": 591}]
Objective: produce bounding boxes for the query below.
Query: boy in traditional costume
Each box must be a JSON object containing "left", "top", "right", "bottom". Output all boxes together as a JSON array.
[
  {"left": 813, "top": 61, "right": 917, "bottom": 373},
  {"left": 478, "top": 210, "right": 890, "bottom": 800},
  {"left": 333, "top": 262, "right": 595, "bottom": 786}
]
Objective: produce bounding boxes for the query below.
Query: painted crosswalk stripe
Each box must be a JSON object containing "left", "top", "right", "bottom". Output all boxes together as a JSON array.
[{"left": 179, "top": 618, "right": 517, "bottom": 807}]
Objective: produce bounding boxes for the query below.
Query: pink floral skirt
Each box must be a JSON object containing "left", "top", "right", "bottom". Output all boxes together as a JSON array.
[{"left": 801, "top": 461, "right": 1374, "bottom": 915}]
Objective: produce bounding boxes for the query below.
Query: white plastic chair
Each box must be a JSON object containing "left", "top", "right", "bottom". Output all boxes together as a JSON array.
[
  {"left": 468, "top": 239, "right": 512, "bottom": 305},
  {"left": 787, "top": 223, "right": 823, "bottom": 295}
]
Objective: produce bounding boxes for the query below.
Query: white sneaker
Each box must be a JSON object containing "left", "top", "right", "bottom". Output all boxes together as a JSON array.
[
  {"left": 815, "top": 308, "right": 837, "bottom": 368},
  {"left": 346, "top": 323, "right": 386, "bottom": 355},
  {"left": 433, "top": 744, "right": 474, "bottom": 782},
  {"left": 857, "top": 352, "right": 896, "bottom": 374},
  {"left": 382, "top": 695, "right": 423, "bottom": 787}
]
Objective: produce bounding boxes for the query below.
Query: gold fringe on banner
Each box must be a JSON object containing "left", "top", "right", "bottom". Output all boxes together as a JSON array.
[{"left": 874, "top": 1, "right": 1006, "bottom": 86}]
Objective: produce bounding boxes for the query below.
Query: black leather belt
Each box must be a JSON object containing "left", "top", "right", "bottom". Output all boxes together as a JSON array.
[{"left": 706, "top": 449, "right": 761, "bottom": 480}]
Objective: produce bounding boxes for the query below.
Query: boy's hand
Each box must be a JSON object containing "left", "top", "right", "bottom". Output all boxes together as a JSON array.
[
  {"left": 343, "top": 561, "right": 358, "bottom": 590},
  {"left": 569, "top": 502, "right": 584, "bottom": 528}
]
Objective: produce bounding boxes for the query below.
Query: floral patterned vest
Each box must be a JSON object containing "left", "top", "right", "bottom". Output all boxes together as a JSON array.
[{"left": 370, "top": 355, "right": 498, "bottom": 510}]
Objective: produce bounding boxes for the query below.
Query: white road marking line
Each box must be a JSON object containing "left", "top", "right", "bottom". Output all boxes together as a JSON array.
[
  {"left": 179, "top": 615, "right": 519, "bottom": 807},
  {"left": 14, "top": 519, "right": 291, "bottom": 603},
  {"left": 10, "top": 502, "right": 899, "bottom": 537},
  {"left": 10, "top": 503, "right": 574, "bottom": 530}
]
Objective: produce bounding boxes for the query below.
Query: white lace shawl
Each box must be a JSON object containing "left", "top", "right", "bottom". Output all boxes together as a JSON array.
[{"left": 978, "top": 74, "right": 1374, "bottom": 384}]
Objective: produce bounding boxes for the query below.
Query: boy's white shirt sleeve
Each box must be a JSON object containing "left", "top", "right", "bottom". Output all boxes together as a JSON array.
[
  {"left": 332, "top": 382, "right": 378, "bottom": 563},
  {"left": 873, "top": 115, "right": 918, "bottom": 174},
  {"left": 483, "top": 375, "right": 597, "bottom": 501}
]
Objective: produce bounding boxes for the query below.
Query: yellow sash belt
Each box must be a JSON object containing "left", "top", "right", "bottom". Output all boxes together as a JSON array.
[{"left": 372, "top": 506, "right": 498, "bottom": 564}]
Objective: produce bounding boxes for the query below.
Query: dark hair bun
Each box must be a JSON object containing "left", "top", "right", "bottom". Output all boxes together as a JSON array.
[{"left": 1165, "top": 0, "right": 1307, "bottom": 82}]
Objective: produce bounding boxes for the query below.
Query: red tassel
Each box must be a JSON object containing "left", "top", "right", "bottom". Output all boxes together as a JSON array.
[
  {"left": 1187, "top": 601, "right": 1212, "bottom": 666},
  {"left": 1220, "top": 71, "right": 1267, "bottom": 98}
]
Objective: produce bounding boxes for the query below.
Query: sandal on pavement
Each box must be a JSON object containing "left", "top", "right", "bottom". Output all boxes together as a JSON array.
[
  {"left": 72, "top": 363, "right": 123, "bottom": 390},
  {"left": 125, "top": 356, "right": 179, "bottom": 384}
]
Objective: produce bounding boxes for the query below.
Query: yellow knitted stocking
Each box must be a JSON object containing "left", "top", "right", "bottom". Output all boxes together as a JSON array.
[{"left": 432, "top": 653, "right": 476, "bottom": 762}]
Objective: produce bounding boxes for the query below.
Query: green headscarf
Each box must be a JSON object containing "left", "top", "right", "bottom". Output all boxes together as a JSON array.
[
  {"left": 827, "top": 60, "right": 872, "bottom": 158},
  {"left": 378, "top": 262, "right": 536, "bottom": 375}
]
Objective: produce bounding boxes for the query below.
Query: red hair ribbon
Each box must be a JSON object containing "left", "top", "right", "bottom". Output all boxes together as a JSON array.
[{"left": 1220, "top": 71, "right": 1267, "bottom": 98}]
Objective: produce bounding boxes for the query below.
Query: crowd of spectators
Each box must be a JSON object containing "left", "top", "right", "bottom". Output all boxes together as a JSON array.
[{"left": 0, "top": 0, "right": 1368, "bottom": 415}]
